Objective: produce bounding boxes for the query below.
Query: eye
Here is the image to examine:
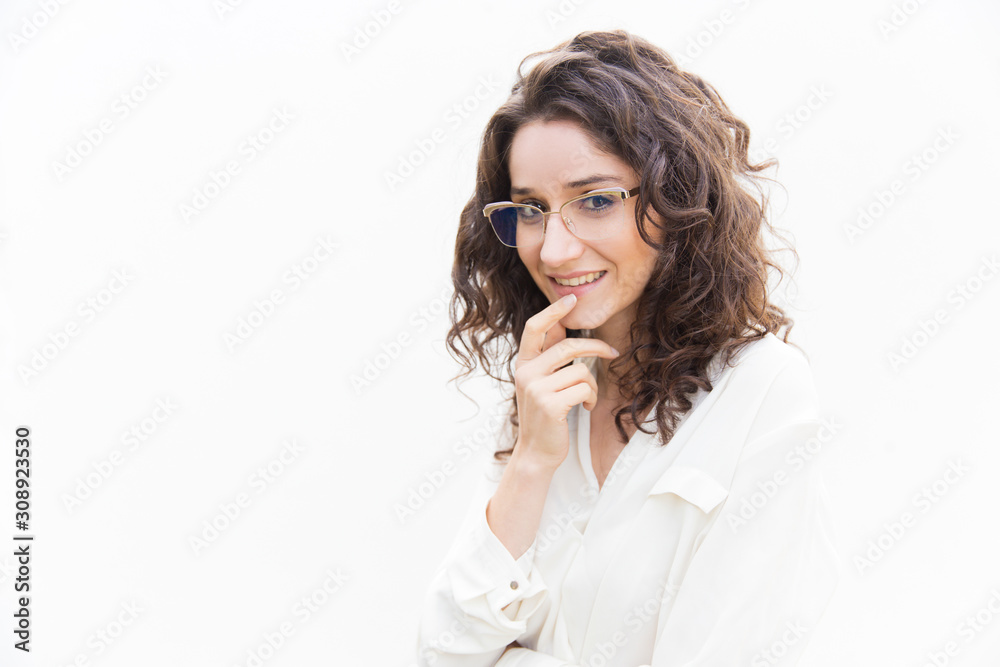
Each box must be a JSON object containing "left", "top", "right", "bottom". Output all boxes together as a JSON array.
[
  {"left": 517, "top": 205, "right": 543, "bottom": 225},
  {"left": 579, "top": 194, "right": 616, "bottom": 211}
]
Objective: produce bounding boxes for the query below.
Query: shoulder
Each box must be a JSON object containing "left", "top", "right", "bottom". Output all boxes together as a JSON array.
[
  {"left": 709, "top": 333, "right": 820, "bottom": 440},
  {"left": 646, "top": 333, "right": 821, "bottom": 513},
  {"left": 712, "top": 331, "right": 809, "bottom": 380},
  {"left": 709, "top": 333, "right": 814, "bottom": 397}
]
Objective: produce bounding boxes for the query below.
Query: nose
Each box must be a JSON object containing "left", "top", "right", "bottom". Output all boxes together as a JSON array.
[{"left": 538, "top": 211, "right": 585, "bottom": 268}]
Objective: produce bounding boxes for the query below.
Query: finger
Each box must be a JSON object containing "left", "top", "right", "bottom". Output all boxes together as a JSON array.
[
  {"left": 536, "top": 337, "right": 619, "bottom": 375},
  {"left": 559, "top": 364, "right": 600, "bottom": 411},
  {"left": 534, "top": 361, "right": 598, "bottom": 398},
  {"left": 540, "top": 321, "right": 567, "bottom": 355},
  {"left": 526, "top": 357, "right": 600, "bottom": 412},
  {"left": 519, "top": 294, "right": 578, "bottom": 362},
  {"left": 553, "top": 382, "right": 596, "bottom": 414}
]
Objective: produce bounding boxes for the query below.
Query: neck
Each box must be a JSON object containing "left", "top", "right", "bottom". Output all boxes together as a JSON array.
[
  {"left": 594, "top": 357, "right": 621, "bottom": 402},
  {"left": 591, "top": 303, "right": 635, "bottom": 402}
]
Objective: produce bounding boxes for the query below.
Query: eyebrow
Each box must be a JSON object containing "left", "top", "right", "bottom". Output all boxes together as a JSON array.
[{"left": 510, "top": 174, "right": 624, "bottom": 196}]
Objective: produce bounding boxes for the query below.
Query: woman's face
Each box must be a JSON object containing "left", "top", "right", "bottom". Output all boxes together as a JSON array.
[{"left": 508, "top": 118, "right": 662, "bottom": 340}]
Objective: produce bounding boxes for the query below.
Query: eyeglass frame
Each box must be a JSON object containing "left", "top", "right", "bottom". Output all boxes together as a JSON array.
[{"left": 482, "top": 186, "right": 641, "bottom": 248}]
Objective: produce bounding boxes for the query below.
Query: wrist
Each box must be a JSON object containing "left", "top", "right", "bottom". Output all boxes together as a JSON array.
[{"left": 510, "top": 444, "right": 562, "bottom": 479}]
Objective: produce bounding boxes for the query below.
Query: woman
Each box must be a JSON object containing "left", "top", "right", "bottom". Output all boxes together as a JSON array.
[{"left": 417, "top": 29, "right": 840, "bottom": 666}]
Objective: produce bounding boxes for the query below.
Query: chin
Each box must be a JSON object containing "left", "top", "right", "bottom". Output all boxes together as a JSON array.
[{"left": 560, "top": 310, "right": 607, "bottom": 331}]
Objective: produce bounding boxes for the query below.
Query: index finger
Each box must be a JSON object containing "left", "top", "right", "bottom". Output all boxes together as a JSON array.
[{"left": 518, "top": 294, "right": 577, "bottom": 362}]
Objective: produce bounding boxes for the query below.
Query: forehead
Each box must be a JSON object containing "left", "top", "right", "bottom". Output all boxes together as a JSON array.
[{"left": 507, "top": 119, "right": 630, "bottom": 194}]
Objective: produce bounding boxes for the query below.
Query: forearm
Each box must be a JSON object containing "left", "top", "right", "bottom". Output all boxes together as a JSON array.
[{"left": 486, "top": 447, "right": 557, "bottom": 561}]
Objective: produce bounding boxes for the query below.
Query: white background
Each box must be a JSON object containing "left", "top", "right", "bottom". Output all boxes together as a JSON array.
[{"left": 1, "top": 0, "right": 999, "bottom": 665}]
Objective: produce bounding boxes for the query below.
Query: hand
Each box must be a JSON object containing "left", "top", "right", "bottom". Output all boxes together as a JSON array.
[{"left": 512, "top": 294, "right": 619, "bottom": 471}]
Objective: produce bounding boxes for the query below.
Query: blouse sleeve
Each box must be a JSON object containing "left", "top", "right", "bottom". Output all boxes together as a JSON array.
[
  {"left": 650, "top": 417, "right": 842, "bottom": 666},
  {"left": 416, "top": 462, "right": 550, "bottom": 667}
]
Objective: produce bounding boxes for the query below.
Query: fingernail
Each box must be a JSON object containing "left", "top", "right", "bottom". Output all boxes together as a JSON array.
[{"left": 611, "top": 347, "right": 620, "bottom": 355}]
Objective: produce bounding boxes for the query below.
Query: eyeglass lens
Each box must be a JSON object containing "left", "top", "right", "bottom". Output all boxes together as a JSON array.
[{"left": 488, "top": 192, "right": 625, "bottom": 247}]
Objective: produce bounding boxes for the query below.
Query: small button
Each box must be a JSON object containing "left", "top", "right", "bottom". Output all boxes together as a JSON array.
[{"left": 509, "top": 580, "right": 519, "bottom": 590}]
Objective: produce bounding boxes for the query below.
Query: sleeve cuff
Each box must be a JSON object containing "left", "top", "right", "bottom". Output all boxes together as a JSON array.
[{"left": 445, "top": 493, "right": 549, "bottom": 630}]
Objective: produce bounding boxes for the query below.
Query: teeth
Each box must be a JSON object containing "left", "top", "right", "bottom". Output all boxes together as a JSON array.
[{"left": 554, "top": 271, "right": 605, "bottom": 286}]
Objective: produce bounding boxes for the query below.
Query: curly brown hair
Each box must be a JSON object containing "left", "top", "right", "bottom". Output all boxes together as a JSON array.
[{"left": 445, "top": 29, "right": 801, "bottom": 461}]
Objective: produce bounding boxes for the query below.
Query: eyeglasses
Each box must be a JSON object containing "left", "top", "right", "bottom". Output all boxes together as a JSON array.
[{"left": 482, "top": 186, "right": 640, "bottom": 248}]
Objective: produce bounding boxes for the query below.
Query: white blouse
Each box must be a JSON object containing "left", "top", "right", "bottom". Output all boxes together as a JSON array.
[{"left": 416, "top": 333, "right": 841, "bottom": 666}]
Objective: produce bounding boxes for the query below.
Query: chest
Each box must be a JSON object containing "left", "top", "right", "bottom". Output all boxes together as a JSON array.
[
  {"left": 587, "top": 406, "right": 634, "bottom": 489},
  {"left": 526, "top": 452, "right": 700, "bottom": 662}
]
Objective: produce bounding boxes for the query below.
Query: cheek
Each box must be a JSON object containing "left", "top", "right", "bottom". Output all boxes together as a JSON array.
[
  {"left": 517, "top": 249, "right": 544, "bottom": 284},
  {"left": 614, "top": 244, "right": 659, "bottom": 295},
  {"left": 516, "top": 245, "right": 535, "bottom": 266}
]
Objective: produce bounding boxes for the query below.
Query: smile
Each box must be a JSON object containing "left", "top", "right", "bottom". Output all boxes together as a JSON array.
[{"left": 552, "top": 271, "right": 606, "bottom": 286}]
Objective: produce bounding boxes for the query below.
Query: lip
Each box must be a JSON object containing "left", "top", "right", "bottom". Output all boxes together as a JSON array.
[
  {"left": 548, "top": 270, "right": 607, "bottom": 297},
  {"left": 547, "top": 270, "right": 603, "bottom": 279}
]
